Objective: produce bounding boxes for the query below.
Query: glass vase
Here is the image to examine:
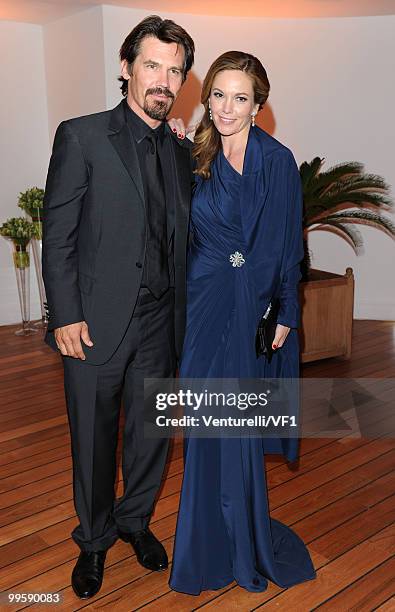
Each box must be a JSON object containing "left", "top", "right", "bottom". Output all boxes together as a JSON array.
[
  {"left": 11, "top": 240, "right": 37, "bottom": 336},
  {"left": 31, "top": 237, "right": 48, "bottom": 327}
]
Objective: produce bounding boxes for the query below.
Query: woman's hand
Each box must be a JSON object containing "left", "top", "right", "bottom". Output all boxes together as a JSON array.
[
  {"left": 272, "top": 324, "right": 291, "bottom": 350},
  {"left": 167, "top": 118, "right": 197, "bottom": 140}
]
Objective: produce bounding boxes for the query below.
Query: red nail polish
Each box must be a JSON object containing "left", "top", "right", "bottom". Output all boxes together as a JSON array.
[
  {"left": 172, "top": 128, "right": 177, "bottom": 132},
  {"left": 178, "top": 133, "right": 182, "bottom": 138},
  {"left": 273, "top": 344, "right": 277, "bottom": 349}
]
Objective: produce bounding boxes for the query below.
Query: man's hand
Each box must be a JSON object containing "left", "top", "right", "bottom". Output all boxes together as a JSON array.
[
  {"left": 272, "top": 324, "right": 291, "bottom": 351},
  {"left": 55, "top": 321, "right": 93, "bottom": 360}
]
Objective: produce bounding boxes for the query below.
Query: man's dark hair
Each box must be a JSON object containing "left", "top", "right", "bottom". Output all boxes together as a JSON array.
[{"left": 119, "top": 15, "right": 195, "bottom": 96}]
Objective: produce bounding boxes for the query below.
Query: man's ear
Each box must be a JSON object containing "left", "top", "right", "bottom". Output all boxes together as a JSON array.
[{"left": 120, "top": 59, "right": 132, "bottom": 80}]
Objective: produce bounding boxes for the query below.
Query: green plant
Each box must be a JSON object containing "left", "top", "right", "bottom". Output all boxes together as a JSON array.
[
  {"left": 18, "top": 187, "right": 44, "bottom": 238},
  {"left": 300, "top": 157, "right": 395, "bottom": 278},
  {"left": 0, "top": 217, "right": 36, "bottom": 268}
]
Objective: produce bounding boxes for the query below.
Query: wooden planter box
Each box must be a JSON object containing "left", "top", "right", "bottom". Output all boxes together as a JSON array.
[{"left": 299, "top": 268, "right": 354, "bottom": 363}]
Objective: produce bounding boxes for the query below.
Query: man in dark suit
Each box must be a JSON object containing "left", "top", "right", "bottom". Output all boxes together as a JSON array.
[{"left": 42, "top": 15, "right": 195, "bottom": 599}]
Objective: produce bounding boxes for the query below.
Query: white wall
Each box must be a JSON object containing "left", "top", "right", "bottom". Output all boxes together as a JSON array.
[
  {"left": 43, "top": 5, "right": 106, "bottom": 141},
  {"left": 0, "top": 21, "right": 50, "bottom": 324},
  {"left": 1, "top": 7, "right": 394, "bottom": 324}
]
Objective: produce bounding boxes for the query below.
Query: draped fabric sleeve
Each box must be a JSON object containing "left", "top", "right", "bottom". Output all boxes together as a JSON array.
[{"left": 275, "top": 150, "right": 305, "bottom": 329}]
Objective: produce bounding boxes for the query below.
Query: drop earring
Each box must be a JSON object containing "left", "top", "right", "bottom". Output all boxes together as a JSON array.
[
  {"left": 251, "top": 113, "right": 256, "bottom": 127},
  {"left": 208, "top": 104, "right": 213, "bottom": 121}
]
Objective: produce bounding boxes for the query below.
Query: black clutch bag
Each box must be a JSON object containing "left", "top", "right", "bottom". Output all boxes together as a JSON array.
[{"left": 255, "top": 297, "right": 281, "bottom": 362}]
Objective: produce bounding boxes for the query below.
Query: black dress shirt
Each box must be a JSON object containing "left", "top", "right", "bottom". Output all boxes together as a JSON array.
[{"left": 124, "top": 102, "right": 175, "bottom": 289}]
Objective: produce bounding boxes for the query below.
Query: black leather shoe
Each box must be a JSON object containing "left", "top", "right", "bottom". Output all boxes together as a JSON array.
[
  {"left": 119, "top": 528, "right": 168, "bottom": 571},
  {"left": 71, "top": 550, "right": 107, "bottom": 599}
]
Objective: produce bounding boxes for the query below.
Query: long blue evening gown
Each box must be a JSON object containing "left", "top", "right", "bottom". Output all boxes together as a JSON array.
[{"left": 169, "top": 126, "right": 316, "bottom": 594}]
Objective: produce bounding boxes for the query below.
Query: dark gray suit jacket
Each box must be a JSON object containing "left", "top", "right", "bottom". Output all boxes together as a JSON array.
[{"left": 42, "top": 100, "right": 193, "bottom": 365}]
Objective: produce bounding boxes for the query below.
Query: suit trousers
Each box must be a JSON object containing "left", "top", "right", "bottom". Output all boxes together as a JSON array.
[{"left": 62, "top": 287, "right": 176, "bottom": 552}]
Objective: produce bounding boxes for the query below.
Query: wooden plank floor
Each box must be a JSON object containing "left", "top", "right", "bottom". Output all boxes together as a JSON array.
[{"left": 0, "top": 320, "right": 394, "bottom": 611}]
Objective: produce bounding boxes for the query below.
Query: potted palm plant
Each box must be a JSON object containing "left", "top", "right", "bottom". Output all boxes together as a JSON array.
[{"left": 298, "top": 157, "right": 395, "bottom": 362}]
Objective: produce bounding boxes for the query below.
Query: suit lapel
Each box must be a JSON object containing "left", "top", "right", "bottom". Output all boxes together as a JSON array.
[
  {"left": 168, "top": 133, "right": 192, "bottom": 229},
  {"left": 165, "top": 133, "right": 192, "bottom": 275},
  {"left": 107, "top": 101, "right": 145, "bottom": 205},
  {"left": 161, "top": 127, "right": 192, "bottom": 245}
]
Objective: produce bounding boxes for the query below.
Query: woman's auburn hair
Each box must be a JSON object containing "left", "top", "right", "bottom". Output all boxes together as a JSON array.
[{"left": 193, "top": 51, "right": 270, "bottom": 180}]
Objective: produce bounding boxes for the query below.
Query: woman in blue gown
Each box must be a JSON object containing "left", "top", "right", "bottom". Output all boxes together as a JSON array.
[{"left": 169, "top": 51, "right": 316, "bottom": 595}]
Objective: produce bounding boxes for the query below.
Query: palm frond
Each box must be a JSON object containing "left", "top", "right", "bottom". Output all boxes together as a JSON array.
[
  {"left": 302, "top": 161, "right": 362, "bottom": 198},
  {"left": 299, "top": 157, "right": 324, "bottom": 192},
  {"left": 301, "top": 156, "right": 394, "bottom": 272},
  {"left": 308, "top": 221, "right": 364, "bottom": 253},
  {"left": 304, "top": 195, "right": 392, "bottom": 223},
  {"left": 308, "top": 162, "right": 363, "bottom": 190},
  {"left": 325, "top": 211, "right": 395, "bottom": 236},
  {"left": 322, "top": 175, "right": 392, "bottom": 200}
]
